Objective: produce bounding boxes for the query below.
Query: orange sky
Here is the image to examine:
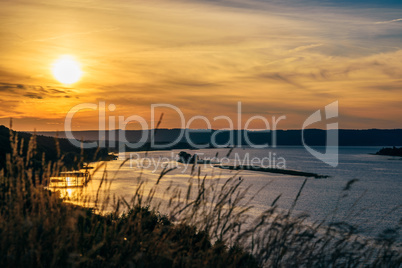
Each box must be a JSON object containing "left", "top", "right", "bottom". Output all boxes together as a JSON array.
[{"left": 1, "top": 0, "right": 402, "bottom": 131}]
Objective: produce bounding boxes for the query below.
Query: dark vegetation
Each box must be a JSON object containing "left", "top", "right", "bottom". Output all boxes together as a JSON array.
[
  {"left": 0, "top": 126, "right": 401, "bottom": 267},
  {"left": 0, "top": 125, "right": 111, "bottom": 171},
  {"left": 36, "top": 128, "right": 402, "bottom": 147},
  {"left": 376, "top": 146, "right": 402, "bottom": 157},
  {"left": 0, "top": 127, "right": 258, "bottom": 267}
]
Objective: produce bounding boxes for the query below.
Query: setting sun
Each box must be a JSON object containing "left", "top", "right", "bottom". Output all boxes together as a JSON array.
[
  {"left": 51, "top": 55, "right": 83, "bottom": 84},
  {"left": 1, "top": 1, "right": 402, "bottom": 266}
]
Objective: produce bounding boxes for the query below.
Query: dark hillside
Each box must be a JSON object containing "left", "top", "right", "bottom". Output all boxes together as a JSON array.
[{"left": 0, "top": 125, "right": 109, "bottom": 171}]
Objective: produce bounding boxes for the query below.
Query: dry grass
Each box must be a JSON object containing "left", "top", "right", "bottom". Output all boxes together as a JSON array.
[{"left": 0, "top": 129, "right": 401, "bottom": 267}]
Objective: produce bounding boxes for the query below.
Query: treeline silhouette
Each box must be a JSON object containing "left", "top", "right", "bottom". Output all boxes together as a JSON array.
[{"left": 35, "top": 128, "right": 402, "bottom": 148}]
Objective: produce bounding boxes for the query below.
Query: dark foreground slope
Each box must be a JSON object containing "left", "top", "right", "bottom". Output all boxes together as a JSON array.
[{"left": 0, "top": 125, "right": 110, "bottom": 171}]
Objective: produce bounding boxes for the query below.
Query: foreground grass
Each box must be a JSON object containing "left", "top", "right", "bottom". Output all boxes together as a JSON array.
[
  {"left": 0, "top": 130, "right": 401, "bottom": 267},
  {"left": 1, "top": 194, "right": 256, "bottom": 267}
]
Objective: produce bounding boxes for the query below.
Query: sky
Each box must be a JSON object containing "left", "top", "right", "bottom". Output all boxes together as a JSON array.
[{"left": 0, "top": 0, "right": 402, "bottom": 131}]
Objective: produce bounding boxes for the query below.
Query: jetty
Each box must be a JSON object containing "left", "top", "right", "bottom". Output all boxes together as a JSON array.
[{"left": 215, "top": 165, "right": 329, "bottom": 179}]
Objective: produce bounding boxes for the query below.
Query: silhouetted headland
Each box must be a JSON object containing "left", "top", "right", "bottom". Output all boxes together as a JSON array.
[{"left": 375, "top": 146, "right": 402, "bottom": 157}]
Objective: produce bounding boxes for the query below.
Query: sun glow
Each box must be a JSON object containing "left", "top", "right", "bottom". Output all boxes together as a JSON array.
[{"left": 52, "top": 55, "right": 83, "bottom": 84}]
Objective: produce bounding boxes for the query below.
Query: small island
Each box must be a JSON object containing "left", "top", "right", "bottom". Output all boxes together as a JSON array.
[{"left": 375, "top": 146, "right": 402, "bottom": 157}]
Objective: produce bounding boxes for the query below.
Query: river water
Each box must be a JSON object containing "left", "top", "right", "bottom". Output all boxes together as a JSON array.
[{"left": 59, "top": 146, "right": 402, "bottom": 241}]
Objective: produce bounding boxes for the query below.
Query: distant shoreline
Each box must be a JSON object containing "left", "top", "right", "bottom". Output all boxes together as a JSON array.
[{"left": 31, "top": 128, "right": 402, "bottom": 147}]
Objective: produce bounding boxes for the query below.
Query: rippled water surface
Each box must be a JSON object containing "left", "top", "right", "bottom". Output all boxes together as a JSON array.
[{"left": 62, "top": 146, "right": 402, "bottom": 240}]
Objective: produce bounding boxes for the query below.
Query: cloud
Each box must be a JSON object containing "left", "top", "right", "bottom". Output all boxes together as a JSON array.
[
  {"left": 374, "top": 18, "right": 402, "bottom": 24},
  {"left": 25, "top": 27, "right": 119, "bottom": 43},
  {"left": 362, "top": 83, "right": 402, "bottom": 91},
  {"left": 163, "top": 79, "right": 220, "bottom": 88},
  {"left": 24, "top": 93, "right": 43, "bottom": 99},
  {"left": 1, "top": 0, "right": 402, "bottom": 130},
  {"left": 0, "top": 83, "right": 19, "bottom": 92},
  {"left": 288, "top": 43, "right": 323, "bottom": 53},
  {"left": 0, "top": 83, "right": 70, "bottom": 98},
  {"left": 257, "top": 73, "right": 306, "bottom": 89}
]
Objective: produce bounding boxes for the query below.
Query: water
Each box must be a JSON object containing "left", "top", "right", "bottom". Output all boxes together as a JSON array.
[{"left": 64, "top": 146, "right": 402, "bottom": 240}]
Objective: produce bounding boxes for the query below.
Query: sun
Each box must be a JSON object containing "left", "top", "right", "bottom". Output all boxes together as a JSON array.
[{"left": 52, "top": 55, "right": 83, "bottom": 84}]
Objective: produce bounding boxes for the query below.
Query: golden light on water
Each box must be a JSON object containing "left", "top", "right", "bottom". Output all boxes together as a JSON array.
[{"left": 51, "top": 55, "right": 83, "bottom": 84}]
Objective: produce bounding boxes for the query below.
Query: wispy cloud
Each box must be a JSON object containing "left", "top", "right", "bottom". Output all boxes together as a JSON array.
[
  {"left": 374, "top": 18, "right": 402, "bottom": 24},
  {"left": 24, "top": 27, "right": 119, "bottom": 43},
  {"left": 288, "top": 43, "right": 323, "bottom": 53},
  {"left": 0, "top": 83, "right": 71, "bottom": 98}
]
